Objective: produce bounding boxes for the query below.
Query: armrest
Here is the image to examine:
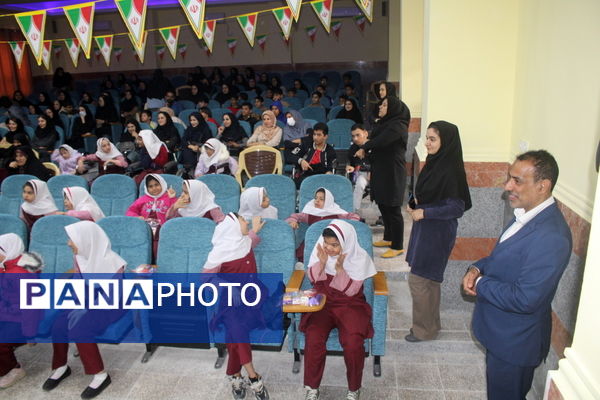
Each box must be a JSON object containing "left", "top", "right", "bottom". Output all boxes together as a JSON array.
[
  {"left": 286, "top": 269, "right": 305, "bottom": 292},
  {"left": 373, "top": 271, "right": 388, "bottom": 296}
]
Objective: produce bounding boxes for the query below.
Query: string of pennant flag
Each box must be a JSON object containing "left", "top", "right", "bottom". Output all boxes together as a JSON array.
[{"left": 2, "top": 0, "right": 373, "bottom": 70}]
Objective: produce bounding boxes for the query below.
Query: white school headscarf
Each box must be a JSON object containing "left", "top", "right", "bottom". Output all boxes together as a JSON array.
[
  {"left": 0, "top": 233, "right": 25, "bottom": 268},
  {"left": 63, "top": 187, "right": 105, "bottom": 222},
  {"left": 301, "top": 187, "right": 347, "bottom": 217},
  {"left": 143, "top": 174, "right": 167, "bottom": 199},
  {"left": 139, "top": 129, "right": 168, "bottom": 159},
  {"left": 178, "top": 180, "right": 220, "bottom": 217},
  {"left": 95, "top": 137, "right": 123, "bottom": 161},
  {"left": 21, "top": 179, "right": 58, "bottom": 216},
  {"left": 239, "top": 187, "right": 278, "bottom": 220},
  {"left": 308, "top": 220, "right": 377, "bottom": 281},
  {"left": 65, "top": 221, "right": 125, "bottom": 274},
  {"left": 59, "top": 144, "right": 82, "bottom": 161},
  {"left": 199, "top": 138, "right": 230, "bottom": 168},
  {"left": 203, "top": 212, "right": 252, "bottom": 271}
]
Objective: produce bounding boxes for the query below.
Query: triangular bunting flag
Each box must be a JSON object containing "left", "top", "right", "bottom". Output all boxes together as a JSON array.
[
  {"left": 9, "top": 41, "right": 26, "bottom": 69},
  {"left": 354, "top": 14, "right": 366, "bottom": 32},
  {"left": 227, "top": 38, "right": 237, "bottom": 55},
  {"left": 95, "top": 35, "right": 114, "bottom": 66},
  {"left": 237, "top": 13, "right": 258, "bottom": 47},
  {"left": 332, "top": 20, "right": 342, "bottom": 38},
  {"left": 286, "top": 0, "right": 302, "bottom": 22},
  {"left": 354, "top": 0, "right": 373, "bottom": 23},
  {"left": 178, "top": 44, "right": 187, "bottom": 59},
  {"left": 52, "top": 44, "right": 62, "bottom": 59},
  {"left": 159, "top": 26, "right": 180, "bottom": 60},
  {"left": 130, "top": 31, "right": 147, "bottom": 63},
  {"left": 202, "top": 19, "right": 216, "bottom": 53},
  {"left": 63, "top": 2, "right": 95, "bottom": 59},
  {"left": 155, "top": 45, "right": 166, "bottom": 60},
  {"left": 200, "top": 41, "right": 210, "bottom": 56},
  {"left": 114, "top": 47, "right": 123, "bottom": 62},
  {"left": 42, "top": 40, "right": 52, "bottom": 70},
  {"left": 14, "top": 11, "right": 46, "bottom": 65},
  {"left": 272, "top": 7, "right": 293, "bottom": 41},
  {"left": 257, "top": 34, "right": 267, "bottom": 51},
  {"left": 311, "top": 0, "right": 333, "bottom": 33},
  {"left": 94, "top": 47, "right": 101, "bottom": 61},
  {"left": 64, "top": 38, "right": 80, "bottom": 67},
  {"left": 280, "top": 32, "right": 290, "bottom": 47},
  {"left": 115, "top": 0, "right": 147, "bottom": 49},
  {"left": 178, "top": 0, "right": 205, "bottom": 40},
  {"left": 305, "top": 26, "right": 317, "bottom": 43}
]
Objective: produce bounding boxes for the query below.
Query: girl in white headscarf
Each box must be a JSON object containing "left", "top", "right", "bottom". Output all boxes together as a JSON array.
[
  {"left": 126, "top": 174, "right": 176, "bottom": 225},
  {"left": 194, "top": 138, "right": 238, "bottom": 177},
  {"left": 51, "top": 144, "right": 82, "bottom": 174},
  {"left": 44, "top": 221, "right": 124, "bottom": 398},
  {"left": 166, "top": 179, "right": 225, "bottom": 223},
  {"left": 300, "top": 220, "right": 376, "bottom": 400},
  {"left": 238, "top": 187, "right": 278, "bottom": 220},
  {"left": 76, "top": 137, "right": 128, "bottom": 175},
  {"left": 19, "top": 179, "right": 58, "bottom": 229},
  {"left": 58, "top": 186, "right": 105, "bottom": 221}
]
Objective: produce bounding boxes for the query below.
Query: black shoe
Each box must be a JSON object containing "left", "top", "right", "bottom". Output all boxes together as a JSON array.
[
  {"left": 80, "top": 375, "right": 111, "bottom": 399},
  {"left": 405, "top": 329, "right": 422, "bottom": 343},
  {"left": 374, "top": 217, "right": 384, "bottom": 226},
  {"left": 42, "top": 366, "right": 71, "bottom": 391}
]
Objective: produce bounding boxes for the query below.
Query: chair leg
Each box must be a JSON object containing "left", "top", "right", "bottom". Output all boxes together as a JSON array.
[
  {"left": 214, "top": 345, "right": 227, "bottom": 369},
  {"left": 373, "top": 355, "right": 381, "bottom": 377},
  {"left": 292, "top": 349, "right": 301, "bottom": 374},
  {"left": 141, "top": 344, "right": 157, "bottom": 363}
]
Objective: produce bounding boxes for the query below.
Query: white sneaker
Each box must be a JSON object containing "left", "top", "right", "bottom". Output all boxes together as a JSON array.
[
  {"left": 304, "top": 386, "right": 320, "bottom": 400},
  {"left": 346, "top": 389, "right": 360, "bottom": 400},
  {"left": 229, "top": 375, "right": 246, "bottom": 399},
  {"left": 0, "top": 367, "right": 26, "bottom": 388},
  {"left": 248, "top": 375, "right": 269, "bottom": 400}
]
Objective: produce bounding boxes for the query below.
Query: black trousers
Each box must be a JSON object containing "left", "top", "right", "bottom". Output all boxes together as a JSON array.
[
  {"left": 486, "top": 351, "right": 536, "bottom": 400},
  {"left": 378, "top": 203, "right": 404, "bottom": 250}
]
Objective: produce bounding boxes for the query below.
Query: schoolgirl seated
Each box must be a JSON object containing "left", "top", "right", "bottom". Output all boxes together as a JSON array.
[
  {"left": 129, "top": 130, "right": 170, "bottom": 184},
  {"left": 166, "top": 179, "right": 225, "bottom": 222},
  {"left": 76, "top": 138, "right": 128, "bottom": 180},
  {"left": 301, "top": 220, "right": 377, "bottom": 400},
  {"left": 138, "top": 110, "right": 157, "bottom": 130},
  {"left": 0, "top": 233, "right": 44, "bottom": 389},
  {"left": 51, "top": 144, "right": 82, "bottom": 175},
  {"left": 66, "top": 105, "right": 95, "bottom": 150},
  {"left": 56, "top": 186, "right": 105, "bottom": 221},
  {"left": 287, "top": 188, "right": 359, "bottom": 263},
  {"left": 126, "top": 174, "right": 177, "bottom": 225},
  {"left": 194, "top": 138, "right": 238, "bottom": 178},
  {"left": 7, "top": 146, "right": 52, "bottom": 181},
  {"left": 32, "top": 114, "right": 58, "bottom": 161},
  {"left": 180, "top": 111, "right": 212, "bottom": 177},
  {"left": 202, "top": 212, "right": 270, "bottom": 400},
  {"left": 217, "top": 113, "right": 245, "bottom": 155},
  {"left": 238, "top": 187, "right": 278, "bottom": 220},
  {"left": 246, "top": 110, "right": 282, "bottom": 148},
  {"left": 20, "top": 179, "right": 58, "bottom": 229}
]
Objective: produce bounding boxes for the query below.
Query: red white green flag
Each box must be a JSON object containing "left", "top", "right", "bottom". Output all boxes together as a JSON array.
[
  {"left": 305, "top": 25, "right": 317, "bottom": 42},
  {"left": 311, "top": 0, "right": 333, "bottom": 33},
  {"left": 354, "top": 0, "right": 373, "bottom": 22},
  {"left": 272, "top": 7, "right": 293, "bottom": 41},
  {"left": 42, "top": 40, "right": 52, "bottom": 70},
  {"left": 257, "top": 34, "right": 267, "bottom": 51},
  {"left": 286, "top": 0, "right": 302, "bottom": 22},
  {"left": 94, "top": 47, "right": 101, "bottom": 62},
  {"left": 52, "top": 44, "right": 62, "bottom": 59},
  {"left": 354, "top": 14, "right": 366, "bottom": 32},
  {"left": 155, "top": 45, "right": 166, "bottom": 60},
  {"left": 9, "top": 41, "right": 26, "bottom": 69},
  {"left": 63, "top": 2, "right": 95, "bottom": 59},
  {"left": 159, "top": 26, "right": 180, "bottom": 60},
  {"left": 202, "top": 19, "right": 216, "bottom": 53},
  {"left": 115, "top": 0, "right": 147, "bottom": 49},
  {"left": 178, "top": 0, "right": 205, "bottom": 40},
  {"left": 95, "top": 35, "right": 114, "bottom": 66},
  {"left": 332, "top": 20, "right": 342, "bottom": 38},
  {"left": 114, "top": 47, "right": 123, "bottom": 62},
  {"left": 200, "top": 41, "right": 210, "bottom": 56},
  {"left": 14, "top": 11, "right": 46, "bottom": 65},
  {"left": 64, "top": 38, "right": 80, "bottom": 67},
  {"left": 178, "top": 44, "right": 188, "bottom": 59},
  {"left": 131, "top": 31, "right": 147, "bottom": 63},
  {"left": 227, "top": 38, "right": 237, "bottom": 55},
  {"left": 237, "top": 13, "right": 258, "bottom": 47},
  {"left": 280, "top": 32, "right": 290, "bottom": 47}
]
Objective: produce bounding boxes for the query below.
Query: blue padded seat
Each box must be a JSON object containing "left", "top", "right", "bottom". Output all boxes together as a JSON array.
[
  {"left": 47, "top": 175, "right": 88, "bottom": 211},
  {"left": 91, "top": 174, "right": 137, "bottom": 216},
  {"left": 245, "top": 174, "right": 296, "bottom": 220},
  {"left": 197, "top": 174, "right": 240, "bottom": 214},
  {"left": 0, "top": 174, "right": 37, "bottom": 216},
  {"left": 0, "top": 214, "right": 29, "bottom": 248}
]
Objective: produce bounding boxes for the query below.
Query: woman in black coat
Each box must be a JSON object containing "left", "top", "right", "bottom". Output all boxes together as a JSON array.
[
  {"left": 404, "top": 121, "right": 471, "bottom": 342},
  {"left": 360, "top": 96, "right": 410, "bottom": 258},
  {"left": 7, "top": 146, "right": 52, "bottom": 181},
  {"left": 31, "top": 114, "right": 58, "bottom": 161},
  {"left": 153, "top": 111, "right": 180, "bottom": 153},
  {"left": 68, "top": 105, "right": 96, "bottom": 150},
  {"left": 95, "top": 95, "right": 118, "bottom": 138},
  {"left": 180, "top": 111, "right": 212, "bottom": 173}
]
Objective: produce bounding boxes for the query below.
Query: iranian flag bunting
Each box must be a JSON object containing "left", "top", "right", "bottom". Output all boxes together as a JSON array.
[
  {"left": 9, "top": 41, "right": 26, "bottom": 69},
  {"left": 64, "top": 38, "right": 80, "bottom": 67},
  {"left": 202, "top": 20, "right": 216, "bottom": 53},
  {"left": 305, "top": 26, "right": 317, "bottom": 42},
  {"left": 14, "top": 11, "right": 46, "bottom": 65},
  {"left": 332, "top": 20, "right": 342, "bottom": 38},
  {"left": 178, "top": 0, "right": 205, "bottom": 39},
  {"left": 178, "top": 44, "right": 187, "bottom": 59},
  {"left": 280, "top": 32, "right": 290, "bottom": 47},
  {"left": 95, "top": 35, "right": 114, "bottom": 66},
  {"left": 237, "top": 13, "right": 258, "bottom": 47},
  {"left": 94, "top": 47, "right": 101, "bottom": 62},
  {"left": 257, "top": 34, "right": 267, "bottom": 51},
  {"left": 354, "top": 0, "right": 373, "bottom": 22},
  {"left": 286, "top": 0, "right": 302, "bottom": 22},
  {"left": 131, "top": 31, "right": 147, "bottom": 63},
  {"left": 159, "top": 26, "right": 180, "bottom": 60},
  {"left": 114, "top": 47, "right": 123, "bottom": 62},
  {"left": 272, "top": 7, "right": 293, "bottom": 41},
  {"left": 311, "top": 0, "right": 333, "bottom": 33},
  {"left": 115, "top": 0, "right": 147, "bottom": 49},
  {"left": 155, "top": 45, "right": 166, "bottom": 60},
  {"left": 200, "top": 42, "right": 210, "bottom": 56},
  {"left": 63, "top": 2, "right": 95, "bottom": 59},
  {"left": 227, "top": 38, "right": 237, "bottom": 55},
  {"left": 53, "top": 44, "right": 62, "bottom": 59},
  {"left": 354, "top": 14, "right": 366, "bottom": 32},
  {"left": 42, "top": 40, "right": 52, "bottom": 70}
]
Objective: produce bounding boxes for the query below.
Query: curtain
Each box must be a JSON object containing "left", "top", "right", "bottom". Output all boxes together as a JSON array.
[{"left": 0, "top": 29, "right": 34, "bottom": 97}]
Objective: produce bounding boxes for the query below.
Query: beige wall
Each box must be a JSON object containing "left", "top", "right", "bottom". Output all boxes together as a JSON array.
[
  {"left": 398, "top": 0, "right": 423, "bottom": 117},
  {"left": 29, "top": 0, "right": 388, "bottom": 76}
]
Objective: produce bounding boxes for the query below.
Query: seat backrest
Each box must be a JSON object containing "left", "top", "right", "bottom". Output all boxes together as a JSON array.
[
  {"left": 138, "top": 174, "right": 183, "bottom": 198},
  {"left": 42, "top": 162, "right": 60, "bottom": 177},
  {"left": 327, "top": 105, "right": 343, "bottom": 121},
  {"left": 29, "top": 215, "right": 79, "bottom": 274},
  {"left": 303, "top": 118, "right": 317, "bottom": 128},
  {"left": 211, "top": 108, "right": 229, "bottom": 125},
  {"left": 236, "top": 146, "right": 283, "bottom": 187},
  {"left": 47, "top": 175, "right": 88, "bottom": 210},
  {"left": 54, "top": 126, "right": 65, "bottom": 147},
  {"left": 0, "top": 214, "right": 29, "bottom": 249},
  {"left": 239, "top": 120, "right": 252, "bottom": 137},
  {"left": 98, "top": 216, "right": 152, "bottom": 268},
  {"left": 208, "top": 99, "right": 220, "bottom": 109},
  {"left": 300, "top": 107, "right": 326, "bottom": 123},
  {"left": 24, "top": 126, "right": 34, "bottom": 139},
  {"left": 178, "top": 109, "right": 195, "bottom": 127},
  {"left": 157, "top": 217, "right": 215, "bottom": 273},
  {"left": 207, "top": 121, "right": 218, "bottom": 136},
  {"left": 253, "top": 219, "right": 295, "bottom": 284},
  {"left": 0, "top": 174, "right": 37, "bottom": 216},
  {"left": 283, "top": 97, "right": 303, "bottom": 110},
  {"left": 176, "top": 100, "right": 196, "bottom": 112},
  {"left": 299, "top": 174, "right": 353, "bottom": 212},
  {"left": 327, "top": 118, "right": 354, "bottom": 150},
  {"left": 245, "top": 174, "right": 296, "bottom": 220},
  {"left": 91, "top": 174, "right": 137, "bottom": 216},
  {"left": 197, "top": 174, "right": 240, "bottom": 214}
]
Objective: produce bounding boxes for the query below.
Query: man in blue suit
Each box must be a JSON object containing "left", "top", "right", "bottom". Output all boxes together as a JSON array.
[{"left": 463, "top": 150, "right": 572, "bottom": 400}]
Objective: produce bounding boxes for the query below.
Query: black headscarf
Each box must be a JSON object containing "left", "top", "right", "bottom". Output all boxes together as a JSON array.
[
  {"left": 154, "top": 111, "right": 180, "bottom": 151},
  {"left": 415, "top": 121, "right": 472, "bottom": 210},
  {"left": 372, "top": 81, "right": 397, "bottom": 100},
  {"left": 9, "top": 146, "right": 52, "bottom": 181},
  {"left": 35, "top": 114, "right": 57, "bottom": 141},
  {"left": 4, "top": 117, "right": 26, "bottom": 143},
  {"left": 336, "top": 98, "right": 363, "bottom": 124},
  {"left": 96, "top": 95, "right": 118, "bottom": 123},
  {"left": 220, "top": 113, "right": 245, "bottom": 143},
  {"left": 184, "top": 112, "right": 212, "bottom": 145},
  {"left": 146, "top": 69, "right": 173, "bottom": 99},
  {"left": 372, "top": 96, "right": 410, "bottom": 136},
  {"left": 37, "top": 92, "right": 51, "bottom": 107}
]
